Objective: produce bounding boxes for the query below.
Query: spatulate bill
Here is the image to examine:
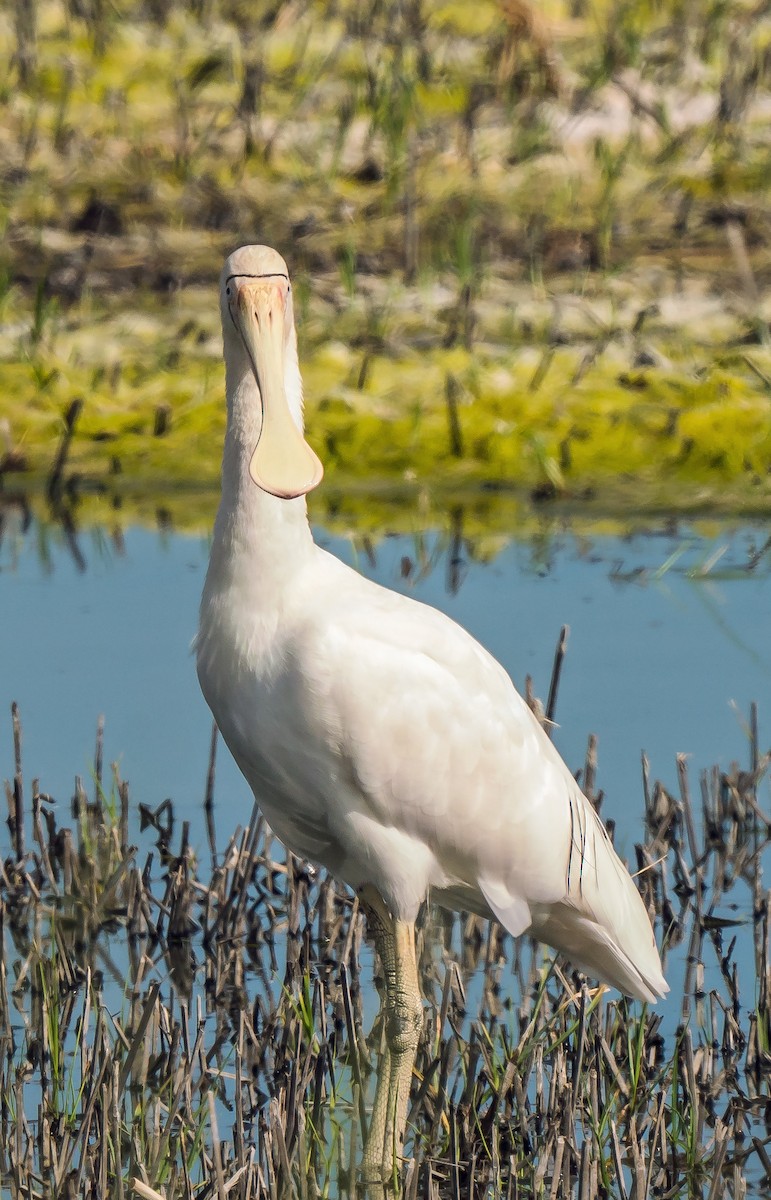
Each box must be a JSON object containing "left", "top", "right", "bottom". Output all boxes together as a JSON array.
[{"left": 234, "top": 279, "right": 323, "bottom": 499}]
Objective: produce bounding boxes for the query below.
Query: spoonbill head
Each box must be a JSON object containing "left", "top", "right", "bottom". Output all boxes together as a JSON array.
[
  {"left": 198, "top": 244, "right": 668, "bottom": 1186},
  {"left": 220, "top": 244, "right": 323, "bottom": 499}
]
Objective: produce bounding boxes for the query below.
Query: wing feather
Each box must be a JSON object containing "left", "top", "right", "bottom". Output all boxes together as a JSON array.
[{"left": 297, "top": 555, "right": 667, "bottom": 1001}]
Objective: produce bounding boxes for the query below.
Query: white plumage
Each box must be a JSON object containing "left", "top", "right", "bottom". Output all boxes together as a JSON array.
[{"left": 197, "top": 245, "right": 667, "bottom": 1180}]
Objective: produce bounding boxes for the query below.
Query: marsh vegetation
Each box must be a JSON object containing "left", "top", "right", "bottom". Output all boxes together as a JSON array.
[
  {"left": 0, "top": 0, "right": 770, "bottom": 527},
  {"left": 1, "top": 697, "right": 770, "bottom": 1197}
]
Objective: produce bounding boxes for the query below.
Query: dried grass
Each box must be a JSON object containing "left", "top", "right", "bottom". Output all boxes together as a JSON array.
[{"left": 1, "top": 695, "right": 769, "bottom": 1196}]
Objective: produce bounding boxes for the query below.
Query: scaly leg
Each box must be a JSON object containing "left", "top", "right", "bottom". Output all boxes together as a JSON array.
[{"left": 359, "top": 888, "right": 422, "bottom": 1188}]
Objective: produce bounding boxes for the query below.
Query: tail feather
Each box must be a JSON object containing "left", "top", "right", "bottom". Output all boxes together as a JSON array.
[
  {"left": 537, "top": 784, "right": 669, "bottom": 1001},
  {"left": 532, "top": 903, "right": 668, "bottom": 1003},
  {"left": 478, "top": 779, "right": 668, "bottom": 1003}
]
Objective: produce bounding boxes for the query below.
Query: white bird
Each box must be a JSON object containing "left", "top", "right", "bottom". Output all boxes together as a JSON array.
[{"left": 197, "top": 245, "right": 668, "bottom": 1184}]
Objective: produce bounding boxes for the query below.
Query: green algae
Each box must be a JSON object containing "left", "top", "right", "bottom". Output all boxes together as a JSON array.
[
  {"left": 2, "top": 284, "right": 770, "bottom": 521},
  {"left": 2, "top": 304, "right": 770, "bottom": 529}
]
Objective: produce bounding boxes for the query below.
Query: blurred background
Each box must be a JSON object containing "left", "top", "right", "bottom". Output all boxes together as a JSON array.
[{"left": 0, "top": 0, "right": 769, "bottom": 529}]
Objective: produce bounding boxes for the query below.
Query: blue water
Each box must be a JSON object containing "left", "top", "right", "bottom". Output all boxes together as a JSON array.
[
  {"left": 2, "top": 508, "right": 770, "bottom": 1188},
  {"left": 2, "top": 513, "right": 768, "bottom": 867}
]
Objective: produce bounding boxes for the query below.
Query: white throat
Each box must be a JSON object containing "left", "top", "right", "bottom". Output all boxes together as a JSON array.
[{"left": 209, "top": 340, "right": 314, "bottom": 590}]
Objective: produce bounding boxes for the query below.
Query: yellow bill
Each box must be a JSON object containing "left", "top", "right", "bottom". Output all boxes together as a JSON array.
[{"left": 234, "top": 279, "right": 323, "bottom": 499}]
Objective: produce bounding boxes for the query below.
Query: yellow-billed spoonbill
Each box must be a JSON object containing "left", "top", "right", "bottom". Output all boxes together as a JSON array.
[{"left": 197, "top": 245, "right": 668, "bottom": 1184}]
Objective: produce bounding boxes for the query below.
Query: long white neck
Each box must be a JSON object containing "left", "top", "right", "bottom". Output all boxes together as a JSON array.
[{"left": 207, "top": 342, "right": 314, "bottom": 593}]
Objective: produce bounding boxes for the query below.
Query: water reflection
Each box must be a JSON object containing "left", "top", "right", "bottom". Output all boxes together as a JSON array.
[{"left": 4, "top": 490, "right": 771, "bottom": 588}]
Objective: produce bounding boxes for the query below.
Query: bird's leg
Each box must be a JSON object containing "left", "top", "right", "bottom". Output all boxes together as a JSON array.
[{"left": 359, "top": 887, "right": 422, "bottom": 1189}]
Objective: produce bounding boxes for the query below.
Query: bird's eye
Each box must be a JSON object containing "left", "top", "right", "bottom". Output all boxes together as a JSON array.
[{"left": 226, "top": 284, "right": 232, "bottom": 297}]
